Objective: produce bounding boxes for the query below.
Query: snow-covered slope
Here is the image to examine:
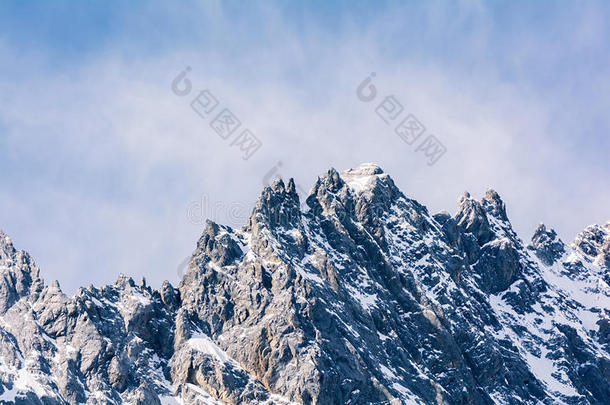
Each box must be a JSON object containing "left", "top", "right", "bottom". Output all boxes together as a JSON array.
[{"left": 0, "top": 163, "right": 608, "bottom": 404}]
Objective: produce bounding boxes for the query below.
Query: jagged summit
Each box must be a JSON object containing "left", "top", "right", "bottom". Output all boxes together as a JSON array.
[
  {"left": 0, "top": 164, "right": 608, "bottom": 405},
  {"left": 528, "top": 223, "right": 566, "bottom": 266},
  {"left": 341, "top": 162, "right": 389, "bottom": 194},
  {"left": 248, "top": 176, "right": 302, "bottom": 233},
  {"left": 571, "top": 221, "right": 610, "bottom": 270},
  {"left": 482, "top": 188, "right": 508, "bottom": 221},
  {"left": 0, "top": 228, "right": 11, "bottom": 244},
  {"left": 114, "top": 273, "right": 137, "bottom": 288},
  {"left": 0, "top": 229, "right": 15, "bottom": 258},
  {"left": 341, "top": 162, "right": 384, "bottom": 182}
]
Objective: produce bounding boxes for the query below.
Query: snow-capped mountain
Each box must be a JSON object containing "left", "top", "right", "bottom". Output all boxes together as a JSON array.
[{"left": 0, "top": 163, "right": 608, "bottom": 404}]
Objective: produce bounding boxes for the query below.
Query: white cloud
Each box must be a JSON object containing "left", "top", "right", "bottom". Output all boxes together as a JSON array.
[{"left": 0, "top": 2, "right": 608, "bottom": 293}]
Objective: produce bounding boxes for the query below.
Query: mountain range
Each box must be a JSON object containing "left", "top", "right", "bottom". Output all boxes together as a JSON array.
[{"left": 0, "top": 163, "right": 608, "bottom": 404}]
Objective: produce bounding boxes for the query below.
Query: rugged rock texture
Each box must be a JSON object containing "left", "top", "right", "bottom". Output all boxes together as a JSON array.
[{"left": 0, "top": 163, "right": 608, "bottom": 404}]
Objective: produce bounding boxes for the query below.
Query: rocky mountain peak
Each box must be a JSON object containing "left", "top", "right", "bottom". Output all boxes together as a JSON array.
[
  {"left": 341, "top": 163, "right": 401, "bottom": 219},
  {"left": 341, "top": 163, "right": 393, "bottom": 196},
  {"left": 572, "top": 221, "right": 610, "bottom": 268},
  {"left": 270, "top": 177, "right": 285, "bottom": 193},
  {"left": 49, "top": 279, "right": 62, "bottom": 294},
  {"left": 305, "top": 168, "right": 349, "bottom": 220},
  {"left": 0, "top": 231, "right": 44, "bottom": 314},
  {"left": 454, "top": 191, "right": 493, "bottom": 245},
  {"left": 0, "top": 229, "right": 12, "bottom": 246},
  {"left": 482, "top": 188, "right": 508, "bottom": 221},
  {"left": 114, "top": 273, "right": 136, "bottom": 289},
  {"left": 528, "top": 223, "right": 566, "bottom": 266},
  {"left": 315, "top": 167, "right": 344, "bottom": 193},
  {"left": 0, "top": 229, "right": 16, "bottom": 260},
  {"left": 345, "top": 162, "right": 384, "bottom": 176},
  {"left": 286, "top": 177, "right": 297, "bottom": 195},
  {"left": 248, "top": 177, "right": 301, "bottom": 233},
  {"left": 457, "top": 190, "right": 471, "bottom": 205},
  {"left": 194, "top": 220, "right": 243, "bottom": 268}
]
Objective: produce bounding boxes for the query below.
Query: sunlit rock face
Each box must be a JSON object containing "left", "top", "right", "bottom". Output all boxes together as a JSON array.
[{"left": 0, "top": 163, "right": 608, "bottom": 405}]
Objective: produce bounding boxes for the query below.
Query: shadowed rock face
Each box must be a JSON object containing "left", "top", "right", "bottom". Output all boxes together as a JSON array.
[{"left": 0, "top": 163, "right": 608, "bottom": 405}]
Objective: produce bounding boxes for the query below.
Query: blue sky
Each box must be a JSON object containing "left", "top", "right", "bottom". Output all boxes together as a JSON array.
[{"left": 1, "top": 1, "right": 609, "bottom": 293}]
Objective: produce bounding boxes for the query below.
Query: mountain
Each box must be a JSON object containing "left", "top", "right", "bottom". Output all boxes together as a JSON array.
[{"left": 0, "top": 163, "right": 608, "bottom": 404}]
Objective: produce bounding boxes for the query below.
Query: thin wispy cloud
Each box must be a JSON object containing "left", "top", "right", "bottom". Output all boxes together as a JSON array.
[{"left": 0, "top": 1, "right": 608, "bottom": 293}]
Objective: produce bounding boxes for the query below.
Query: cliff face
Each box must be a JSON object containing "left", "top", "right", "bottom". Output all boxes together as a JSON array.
[{"left": 0, "top": 163, "right": 608, "bottom": 405}]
